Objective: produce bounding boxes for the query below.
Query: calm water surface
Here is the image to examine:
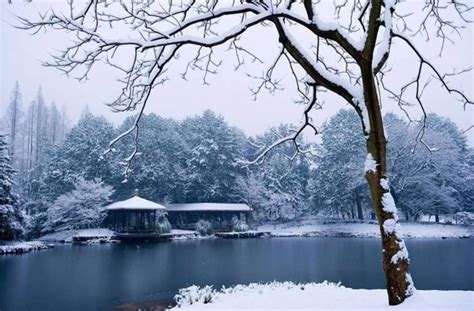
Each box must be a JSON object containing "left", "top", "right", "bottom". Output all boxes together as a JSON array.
[{"left": 0, "top": 238, "right": 472, "bottom": 311}]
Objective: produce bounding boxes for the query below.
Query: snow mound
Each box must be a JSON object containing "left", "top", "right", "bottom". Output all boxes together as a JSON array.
[
  {"left": 0, "top": 241, "right": 52, "bottom": 254},
  {"left": 173, "top": 281, "right": 473, "bottom": 310}
]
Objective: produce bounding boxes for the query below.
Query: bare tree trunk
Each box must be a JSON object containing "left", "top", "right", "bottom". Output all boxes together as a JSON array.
[
  {"left": 355, "top": 188, "right": 364, "bottom": 220},
  {"left": 361, "top": 64, "right": 413, "bottom": 305}
]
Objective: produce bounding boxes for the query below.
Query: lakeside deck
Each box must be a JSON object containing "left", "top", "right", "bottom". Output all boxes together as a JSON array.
[{"left": 71, "top": 229, "right": 270, "bottom": 243}]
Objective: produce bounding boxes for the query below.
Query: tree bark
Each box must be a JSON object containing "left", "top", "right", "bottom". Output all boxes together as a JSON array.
[
  {"left": 361, "top": 63, "right": 413, "bottom": 305},
  {"left": 355, "top": 188, "right": 364, "bottom": 220}
]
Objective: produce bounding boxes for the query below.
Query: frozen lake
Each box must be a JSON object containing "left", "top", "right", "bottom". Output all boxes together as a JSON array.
[{"left": 0, "top": 237, "right": 472, "bottom": 310}]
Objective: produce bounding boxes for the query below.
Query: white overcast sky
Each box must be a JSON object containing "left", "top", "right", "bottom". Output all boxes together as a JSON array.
[{"left": 1, "top": 1, "right": 473, "bottom": 145}]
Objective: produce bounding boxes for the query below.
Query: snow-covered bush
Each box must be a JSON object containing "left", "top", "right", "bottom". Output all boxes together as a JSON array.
[
  {"left": 195, "top": 219, "right": 213, "bottom": 236},
  {"left": 175, "top": 285, "right": 215, "bottom": 306},
  {"left": 174, "top": 281, "right": 344, "bottom": 308},
  {"left": 232, "top": 219, "right": 249, "bottom": 232},
  {"left": 41, "top": 178, "right": 114, "bottom": 234},
  {"left": 156, "top": 214, "right": 172, "bottom": 234}
]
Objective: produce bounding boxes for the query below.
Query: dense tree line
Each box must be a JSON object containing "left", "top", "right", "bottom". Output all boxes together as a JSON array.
[{"left": 1, "top": 84, "right": 472, "bottom": 239}]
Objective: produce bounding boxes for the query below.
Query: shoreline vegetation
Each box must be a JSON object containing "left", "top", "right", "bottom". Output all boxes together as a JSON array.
[
  {"left": 170, "top": 281, "right": 474, "bottom": 310},
  {"left": 1, "top": 220, "right": 471, "bottom": 255}
]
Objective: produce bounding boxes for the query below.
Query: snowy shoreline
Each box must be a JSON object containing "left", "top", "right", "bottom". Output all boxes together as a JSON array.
[
  {"left": 257, "top": 220, "right": 472, "bottom": 239},
  {"left": 0, "top": 241, "right": 53, "bottom": 254},
  {"left": 171, "top": 281, "right": 474, "bottom": 310}
]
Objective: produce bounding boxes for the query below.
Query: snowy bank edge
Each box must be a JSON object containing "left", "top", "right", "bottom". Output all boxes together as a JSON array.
[
  {"left": 0, "top": 241, "right": 53, "bottom": 255},
  {"left": 172, "top": 281, "right": 474, "bottom": 310}
]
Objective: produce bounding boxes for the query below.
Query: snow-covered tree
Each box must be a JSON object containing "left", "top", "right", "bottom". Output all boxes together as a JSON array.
[
  {"left": 309, "top": 110, "right": 367, "bottom": 219},
  {"left": 113, "top": 113, "right": 188, "bottom": 202},
  {"left": 245, "top": 124, "right": 312, "bottom": 220},
  {"left": 20, "top": 1, "right": 473, "bottom": 304},
  {"left": 310, "top": 110, "right": 471, "bottom": 221},
  {"left": 387, "top": 114, "right": 471, "bottom": 221},
  {"left": 181, "top": 110, "right": 247, "bottom": 202},
  {"left": 41, "top": 178, "right": 114, "bottom": 233},
  {"left": 1, "top": 81, "right": 23, "bottom": 165},
  {"left": 37, "top": 112, "right": 115, "bottom": 202},
  {"left": 0, "top": 134, "right": 23, "bottom": 240}
]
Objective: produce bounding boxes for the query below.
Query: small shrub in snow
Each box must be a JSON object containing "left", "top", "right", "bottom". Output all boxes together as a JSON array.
[
  {"left": 232, "top": 219, "right": 249, "bottom": 232},
  {"left": 174, "top": 281, "right": 343, "bottom": 308},
  {"left": 195, "top": 220, "right": 213, "bottom": 236},
  {"left": 156, "top": 214, "right": 172, "bottom": 234},
  {"left": 175, "top": 285, "right": 215, "bottom": 306}
]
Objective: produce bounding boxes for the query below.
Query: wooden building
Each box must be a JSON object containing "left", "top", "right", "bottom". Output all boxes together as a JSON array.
[
  {"left": 104, "top": 194, "right": 167, "bottom": 233},
  {"left": 167, "top": 203, "right": 252, "bottom": 231}
]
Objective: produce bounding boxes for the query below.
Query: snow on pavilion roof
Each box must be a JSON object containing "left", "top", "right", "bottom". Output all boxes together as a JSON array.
[
  {"left": 167, "top": 203, "right": 251, "bottom": 212},
  {"left": 106, "top": 195, "right": 167, "bottom": 211}
]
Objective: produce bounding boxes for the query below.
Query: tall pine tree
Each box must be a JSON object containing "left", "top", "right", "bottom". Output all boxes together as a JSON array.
[{"left": 0, "top": 134, "right": 23, "bottom": 240}]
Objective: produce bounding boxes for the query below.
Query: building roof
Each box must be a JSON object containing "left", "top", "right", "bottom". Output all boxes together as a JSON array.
[
  {"left": 167, "top": 203, "right": 251, "bottom": 212},
  {"left": 106, "top": 196, "right": 167, "bottom": 211}
]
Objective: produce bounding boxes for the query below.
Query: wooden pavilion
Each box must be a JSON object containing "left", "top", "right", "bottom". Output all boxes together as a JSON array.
[{"left": 104, "top": 192, "right": 167, "bottom": 233}]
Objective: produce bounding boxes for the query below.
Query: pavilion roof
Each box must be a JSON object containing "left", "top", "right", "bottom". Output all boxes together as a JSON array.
[
  {"left": 167, "top": 203, "right": 251, "bottom": 212},
  {"left": 106, "top": 195, "right": 166, "bottom": 211}
]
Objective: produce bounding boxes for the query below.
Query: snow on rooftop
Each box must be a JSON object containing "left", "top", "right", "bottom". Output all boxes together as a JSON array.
[
  {"left": 106, "top": 195, "right": 166, "bottom": 211},
  {"left": 167, "top": 203, "right": 251, "bottom": 212}
]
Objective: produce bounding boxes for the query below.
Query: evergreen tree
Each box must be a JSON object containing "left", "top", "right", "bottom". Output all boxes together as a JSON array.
[
  {"left": 181, "top": 110, "right": 247, "bottom": 202},
  {"left": 113, "top": 114, "right": 188, "bottom": 202},
  {"left": 308, "top": 110, "right": 368, "bottom": 219},
  {"left": 0, "top": 134, "right": 23, "bottom": 240},
  {"left": 40, "top": 112, "right": 116, "bottom": 201}
]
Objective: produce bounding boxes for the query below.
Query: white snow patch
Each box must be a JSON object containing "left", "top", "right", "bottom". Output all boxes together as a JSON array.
[
  {"left": 312, "top": 14, "right": 367, "bottom": 51},
  {"left": 364, "top": 153, "right": 377, "bottom": 173},
  {"left": 382, "top": 192, "right": 399, "bottom": 221},
  {"left": 172, "top": 281, "right": 473, "bottom": 310},
  {"left": 353, "top": 97, "right": 370, "bottom": 133},
  {"left": 373, "top": 0, "right": 394, "bottom": 69},
  {"left": 383, "top": 219, "right": 397, "bottom": 235},
  {"left": 406, "top": 273, "right": 416, "bottom": 297},
  {"left": 380, "top": 178, "right": 390, "bottom": 190},
  {"left": 391, "top": 240, "right": 409, "bottom": 264}
]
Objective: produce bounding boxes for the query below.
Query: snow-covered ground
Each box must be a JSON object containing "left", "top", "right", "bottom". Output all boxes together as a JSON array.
[
  {"left": 0, "top": 241, "right": 53, "bottom": 254},
  {"left": 172, "top": 281, "right": 474, "bottom": 310},
  {"left": 39, "top": 228, "right": 115, "bottom": 243},
  {"left": 257, "top": 219, "right": 471, "bottom": 239},
  {"left": 32, "top": 220, "right": 471, "bottom": 245}
]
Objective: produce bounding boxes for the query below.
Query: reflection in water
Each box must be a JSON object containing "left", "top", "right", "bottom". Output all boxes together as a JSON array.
[{"left": 0, "top": 238, "right": 472, "bottom": 311}]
